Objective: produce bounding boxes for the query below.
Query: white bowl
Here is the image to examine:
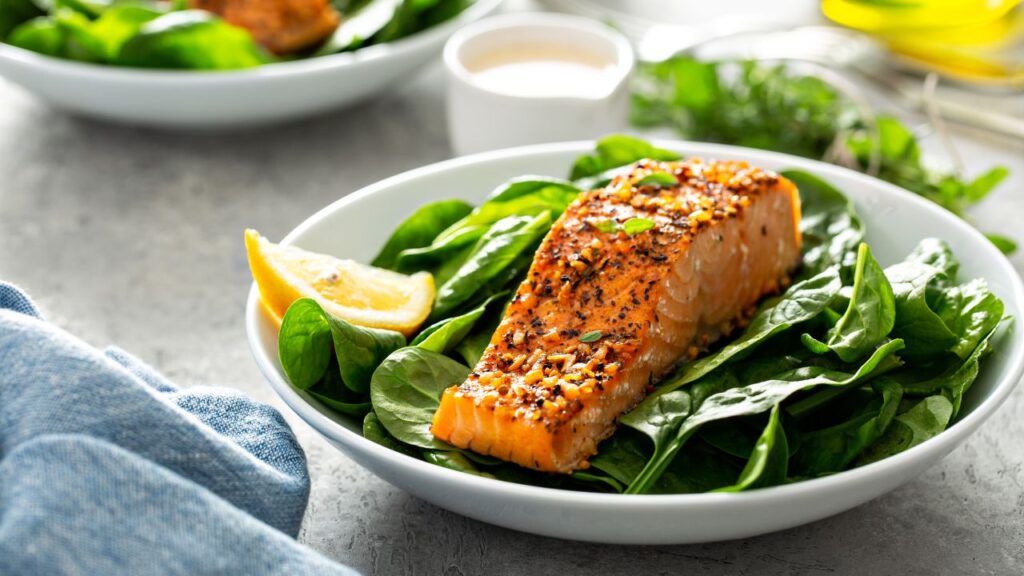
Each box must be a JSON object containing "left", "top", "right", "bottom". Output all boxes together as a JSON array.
[
  {"left": 0, "top": 0, "right": 500, "bottom": 129},
  {"left": 245, "top": 141, "right": 1024, "bottom": 544}
]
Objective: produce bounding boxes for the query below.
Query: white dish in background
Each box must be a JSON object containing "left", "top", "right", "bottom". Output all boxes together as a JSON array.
[
  {"left": 245, "top": 141, "right": 1024, "bottom": 545},
  {"left": 0, "top": 0, "right": 500, "bottom": 129},
  {"left": 444, "top": 13, "right": 633, "bottom": 155}
]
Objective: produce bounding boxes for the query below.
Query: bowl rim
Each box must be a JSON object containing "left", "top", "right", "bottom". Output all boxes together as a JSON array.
[
  {"left": 0, "top": 0, "right": 501, "bottom": 83},
  {"left": 246, "top": 139, "right": 1024, "bottom": 507}
]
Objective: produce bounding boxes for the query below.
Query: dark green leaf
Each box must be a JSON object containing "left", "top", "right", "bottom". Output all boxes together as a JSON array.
[
  {"left": 369, "top": 346, "right": 469, "bottom": 450},
  {"left": 855, "top": 395, "right": 954, "bottom": 466},
  {"left": 782, "top": 169, "right": 864, "bottom": 280},
  {"left": 937, "top": 278, "right": 1005, "bottom": 360},
  {"left": 826, "top": 243, "right": 896, "bottom": 362},
  {"left": 371, "top": 199, "right": 472, "bottom": 270},
  {"left": 411, "top": 293, "right": 503, "bottom": 354},
  {"left": 278, "top": 298, "right": 405, "bottom": 394},
  {"left": 625, "top": 339, "right": 904, "bottom": 493},
  {"left": 363, "top": 411, "right": 419, "bottom": 457},
  {"left": 431, "top": 212, "right": 550, "bottom": 321},
  {"left": 714, "top": 404, "right": 789, "bottom": 491},
  {"left": 790, "top": 378, "right": 902, "bottom": 476},
  {"left": 0, "top": 0, "right": 44, "bottom": 40},
  {"left": 578, "top": 330, "right": 603, "bottom": 343},
  {"left": 570, "top": 134, "right": 680, "bottom": 180}
]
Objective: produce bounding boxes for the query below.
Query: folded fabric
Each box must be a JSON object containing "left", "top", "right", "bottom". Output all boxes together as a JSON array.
[{"left": 0, "top": 282, "right": 357, "bottom": 576}]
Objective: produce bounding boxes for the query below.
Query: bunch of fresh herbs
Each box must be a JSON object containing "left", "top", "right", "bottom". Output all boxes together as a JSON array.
[{"left": 632, "top": 57, "right": 1014, "bottom": 253}]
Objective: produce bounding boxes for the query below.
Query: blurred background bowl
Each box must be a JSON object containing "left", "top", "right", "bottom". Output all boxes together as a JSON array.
[{"left": 0, "top": 0, "right": 501, "bottom": 129}]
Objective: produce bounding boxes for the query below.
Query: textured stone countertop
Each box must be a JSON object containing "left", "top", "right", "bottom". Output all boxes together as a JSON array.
[{"left": 1, "top": 50, "right": 1022, "bottom": 575}]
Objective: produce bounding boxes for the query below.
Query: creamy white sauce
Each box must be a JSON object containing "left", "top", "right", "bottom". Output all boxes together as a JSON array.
[{"left": 464, "top": 44, "right": 617, "bottom": 97}]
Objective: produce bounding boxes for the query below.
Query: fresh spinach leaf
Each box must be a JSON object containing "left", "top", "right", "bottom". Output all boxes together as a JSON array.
[
  {"left": 423, "top": 450, "right": 495, "bottom": 478},
  {"left": 75, "top": 4, "right": 164, "bottom": 60},
  {"left": 371, "top": 198, "right": 472, "bottom": 270},
  {"left": 117, "top": 11, "right": 271, "bottom": 70},
  {"left": 7, "top": 16, "right": 63, "bottom": 56},
  {"left": 825, "top": 243, "right": 896, "bottom": 362},
  {"left": 854, "top": 395, "right": 954, "bottom": 466},
  {"left": 885, "top": 241, "right": 958, "bottom": 358},
  {"left": 411, "top": 293, "right": 503, "bottom": 354},
  {"left": 369, "top": 346, "right": 469, "bottom": 450},
  {"left": 278, "top": 298, "right": 405, "bottom": 393},
  {"left": 714, "top": 404, "right": 789, "bottom": 491},
  {"left": 307, "top": 356, "right": 372, "bottom": 416},
  {"left": 363, "top": 411, "right": 418, "bottom": 457},
  {"left": 432, "top": 177, "right": 578, "bottom": 246},
  {"left": 569, "top": 134, "right": 680, "bottom": 181},
  {"left": 430, "top": 212, "right": 550, "bottom": 321},
  {"left": 790, "top": 378, "right": 902, "bottom": 476},
  {"left": 625, "top": 339, "right": 904, "bottom": 493},
  {"left": 936, "top": 278, "right": 1005, "bottom": 360}
]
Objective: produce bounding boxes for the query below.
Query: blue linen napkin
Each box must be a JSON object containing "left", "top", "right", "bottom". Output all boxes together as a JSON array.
[{"left": 0, "top": 283, "right": 357, "bottom": 576}]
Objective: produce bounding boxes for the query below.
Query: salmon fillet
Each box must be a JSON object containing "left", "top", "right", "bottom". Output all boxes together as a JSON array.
[
  {"left": 431, "top": 159, "right": 803, "bottom": 473},
  {"left": 190, "top": 0, "right": 340, "bottom": 55}
]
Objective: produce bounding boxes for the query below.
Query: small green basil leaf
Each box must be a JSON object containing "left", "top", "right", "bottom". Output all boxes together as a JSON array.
[
  {"left": 622, "top": 217, "right": 656, "bottom": 235},
  {"left": 635, "top": 171, "right": 678, "bottom": 188}
]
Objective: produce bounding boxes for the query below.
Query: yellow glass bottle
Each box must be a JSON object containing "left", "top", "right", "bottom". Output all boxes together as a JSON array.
[{"left": 822, "top": 0, "right": 1023, "bottom": 87}]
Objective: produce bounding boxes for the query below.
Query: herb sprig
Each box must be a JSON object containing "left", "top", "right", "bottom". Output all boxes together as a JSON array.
[{"left": 632, "top": 57, "right": 1014, "bottom": 253}]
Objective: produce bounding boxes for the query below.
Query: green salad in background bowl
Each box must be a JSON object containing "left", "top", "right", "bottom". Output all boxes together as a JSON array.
[
  {"left": 0, "top": 0, "right": 500, "bottom": 127},
  {"left": 245, "top": 136, "right": 1024, "bottom": 544}
]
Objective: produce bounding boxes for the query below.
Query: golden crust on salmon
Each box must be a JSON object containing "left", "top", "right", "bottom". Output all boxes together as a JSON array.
[{"left": 431, "top": 158, "right": 803, "bottom": 473}]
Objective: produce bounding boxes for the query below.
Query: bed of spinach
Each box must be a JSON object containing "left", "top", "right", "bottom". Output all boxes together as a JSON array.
[
  {"left": 276, "top": 134, "right": 1009, "bottom": 495},
  {"left": 0, "top": 0, "right": 472, "bottom": 70}
]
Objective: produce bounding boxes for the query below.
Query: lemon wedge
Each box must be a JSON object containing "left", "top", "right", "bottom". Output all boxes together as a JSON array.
[{"left": 245, "top": 229, "right": 434, "bottom": 337}]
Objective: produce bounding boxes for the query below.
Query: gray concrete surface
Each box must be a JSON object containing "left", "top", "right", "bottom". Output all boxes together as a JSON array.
[{"left": 1, "top": 55, "right": 1023, "bottom": 575}]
